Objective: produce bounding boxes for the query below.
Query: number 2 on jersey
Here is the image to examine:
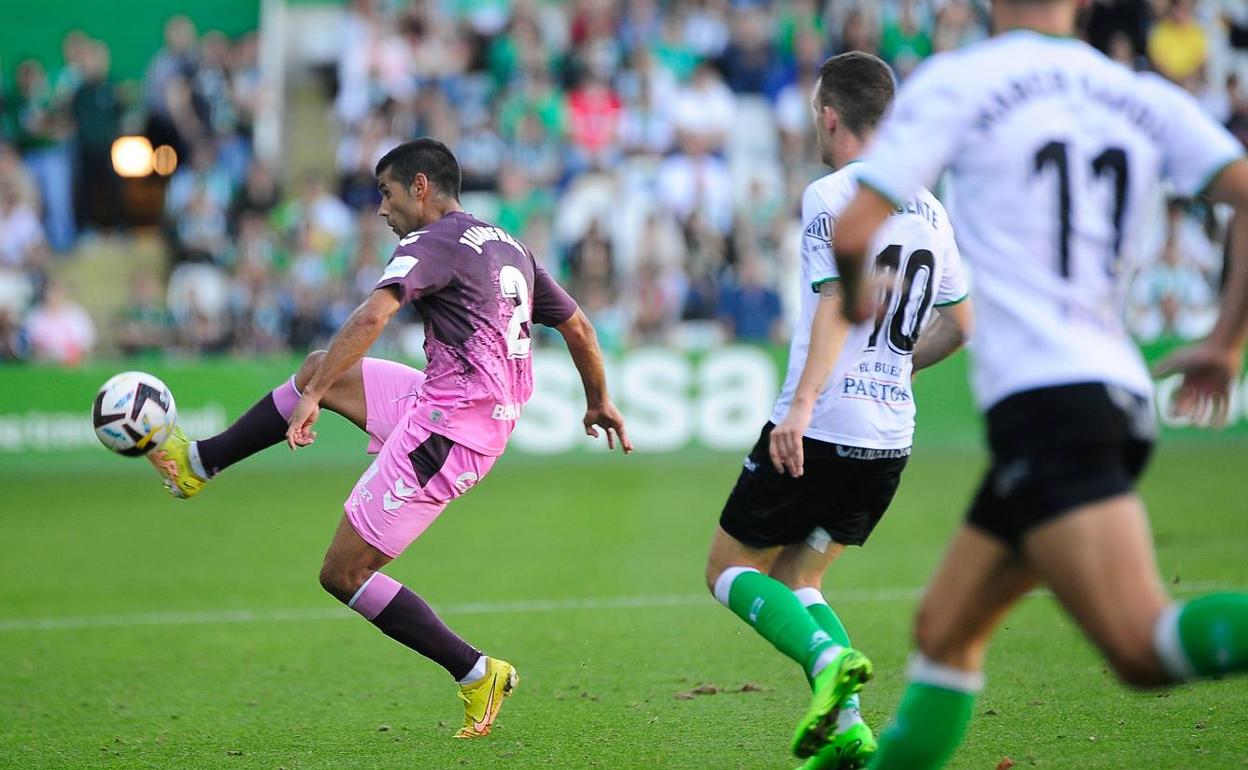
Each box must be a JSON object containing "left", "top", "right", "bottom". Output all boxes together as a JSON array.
[
  {"left": 1033, "top": 140, "right": 1129, "bottom": 278},
  {"left": 498, "top": 265, "right": 532, "bottom": 358}
]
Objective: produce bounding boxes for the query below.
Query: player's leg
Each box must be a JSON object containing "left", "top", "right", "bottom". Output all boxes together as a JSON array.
[
  {"left": 192, "top": 350, "right": 369, "bottom": 477},
  {"left": 869, "top": 526, "right": 1037, "bottom": 770},
  {"left": 706, "top": 427, "right": 852, "bottom": 682},
  {"left": 1023, "top": 493, "right": 1248, "bottom": 687},
  {"left": 337, "top": 420, "right": 513, "bottom": 738},
  {"left": 319, "top": 513, "right": 485, "bottom": 684},
  {"left": 709, "top": 425, "right": 873, "bottom": 759},
  {"left": 772, "top": 537, "right": 879, "bottom": 770}
]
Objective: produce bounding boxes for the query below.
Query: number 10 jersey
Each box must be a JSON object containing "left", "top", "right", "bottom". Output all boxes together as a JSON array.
[
  {"left": 771, "top": 164, "right": 968, "bottom": 450},
  {"left": 858, "top": 30, "right": 1244, "bottom": 410}
]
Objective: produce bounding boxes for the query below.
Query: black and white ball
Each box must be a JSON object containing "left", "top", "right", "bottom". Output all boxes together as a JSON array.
[{"left": 92, "top": 371, "right": 177, "bottom": 456}]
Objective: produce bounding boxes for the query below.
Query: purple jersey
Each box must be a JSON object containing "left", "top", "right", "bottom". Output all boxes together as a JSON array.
[{"left": 374, "top": 211, "right": 577, "bottom": 456}]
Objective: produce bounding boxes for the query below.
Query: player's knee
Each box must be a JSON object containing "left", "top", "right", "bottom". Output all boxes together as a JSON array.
[
  {"left": 913, "top": 603, "right": 974, "bottom": 666},
  {"left": 318, "top": 561, "right": 359, "bottom": 603},
  {"left": 296, "top": 350, "right": 328, "bottom": 391}
]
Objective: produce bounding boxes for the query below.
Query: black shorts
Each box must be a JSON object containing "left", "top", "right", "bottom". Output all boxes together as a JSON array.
[
  {"left": 719, "top": 423, "right": 909, "bottom": 549},
  {"left": 967, "top": 382, "right": 1156, "bottom": 548}
]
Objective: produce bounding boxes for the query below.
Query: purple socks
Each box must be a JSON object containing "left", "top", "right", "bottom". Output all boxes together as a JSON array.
[
  {"left": 195, "top": 377, "right": 302, "bottom": 477},
  {"left": 349, "top": 572, "right": 482, "bottom": 680}
]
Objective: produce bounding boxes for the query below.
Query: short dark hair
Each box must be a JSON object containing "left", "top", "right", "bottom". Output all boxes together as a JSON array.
[
  {"left": 816, "top": 52, "right": 896, "bottom": 138},
  {"left": 375, "top": 138, "right": 462, "bottom": 199}
]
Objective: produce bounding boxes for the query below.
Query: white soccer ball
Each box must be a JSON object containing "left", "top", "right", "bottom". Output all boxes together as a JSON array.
[{"left": 92, "top": 371, "right": 178, "bottom": 456}]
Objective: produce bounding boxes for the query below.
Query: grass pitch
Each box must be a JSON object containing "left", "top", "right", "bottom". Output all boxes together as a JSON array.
[{"left": 1, "top": 443, "right": 1246, "bottom": 769}]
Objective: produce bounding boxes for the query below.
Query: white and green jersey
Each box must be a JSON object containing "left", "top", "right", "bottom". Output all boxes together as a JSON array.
[
  {"left": 771, "top": 165, "right": 968, "bottom": 450},
  {"left": 858, "top": 30, "right": 1244, "bottom": 410}
]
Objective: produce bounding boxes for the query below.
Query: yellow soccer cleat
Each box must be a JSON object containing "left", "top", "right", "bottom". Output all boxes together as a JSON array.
[
  {"left": 147, "top": 426, "right": 207, "bottom": 499},
  {"left": 454, "top": 657, "right": 518, "bottom": 739}
]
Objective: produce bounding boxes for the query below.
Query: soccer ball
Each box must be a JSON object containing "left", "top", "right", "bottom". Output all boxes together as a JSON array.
[{"left": 92, "top": 371, "right": 178, "bottom": 456}]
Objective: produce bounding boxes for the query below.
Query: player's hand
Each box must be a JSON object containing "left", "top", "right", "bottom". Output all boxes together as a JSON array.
[
  {"left": 770, "top": 402, "right": 813, "bottom": 478},
  {"left": 842, "top": 271, "right": 895, "bottom": 325},
  {"left": 286, "top": 394, "right": 321, "bottom": 450},
  {"left": 584, "top": 401, "right": 633, "bottom": 454},
  {"left": 1154, "top": 343, "right": 1243, "bottom": 428}
]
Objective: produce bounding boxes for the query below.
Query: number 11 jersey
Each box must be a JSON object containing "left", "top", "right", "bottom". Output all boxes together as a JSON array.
[
  {"left": 375, "top": 211, "right": 578, "bottom": 456},
  {"left": 858, "top": 30, "right": 1244, "bottom": 410},
  {"left": 772, "top": 164, "right": 968, "bottom": 450}
]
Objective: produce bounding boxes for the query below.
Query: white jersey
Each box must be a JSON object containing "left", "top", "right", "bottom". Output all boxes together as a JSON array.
[
  {"left": 771, "top": 164, "right": 968, "bottom": 450},
  {"left": 859, "top": 30, "right": 1244, "bottom": 409}
]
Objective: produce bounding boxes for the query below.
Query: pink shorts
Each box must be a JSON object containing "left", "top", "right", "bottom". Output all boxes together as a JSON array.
[{"left": 345, "top": 358, "right": 497, "bottom": 558}]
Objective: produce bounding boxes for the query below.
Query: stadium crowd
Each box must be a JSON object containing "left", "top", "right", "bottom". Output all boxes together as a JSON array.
[{"left": 2, "top": 0, "right": 1248, "bottom": 364}]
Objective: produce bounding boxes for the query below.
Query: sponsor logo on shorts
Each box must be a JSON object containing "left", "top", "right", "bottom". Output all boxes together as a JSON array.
[
  {"left": 455, "top": 472, "right": 479, "bottom": 494},
  {"left": 743, "top": 456, "right": 758, "bottom": 473},
  {"left": 833, "top": 445, "right": 911, "bottom": 460},
  {"left": 383, "top": 477, "right": 418, "bottom": 511},
  {"left": 492, "top": 403, "right": 522, "bottom": 421}
]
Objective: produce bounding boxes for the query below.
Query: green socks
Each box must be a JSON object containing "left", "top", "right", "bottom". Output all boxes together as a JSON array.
[
  {"left": 1155, "top": 593, "right": 1248, "bottom": 680},
  {"left": 715, "top": 568, "right": 838, "bottom": 677},
  {"left": 795, "top": 586, "right": 852, "bottom": 647},
  {"left": 869, "top": 655, "right": 982, "bottom": 770}
]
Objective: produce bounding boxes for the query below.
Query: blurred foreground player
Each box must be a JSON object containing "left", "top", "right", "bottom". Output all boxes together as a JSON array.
[
  {"left": 828, "top": 1, "right": 1248, "bottom": 767},
  {"left": 148, "top": 139, "right": 632, "bottom": 738},
  {"left": 705, "top": 52, "right": 972, "bottom": 770}
]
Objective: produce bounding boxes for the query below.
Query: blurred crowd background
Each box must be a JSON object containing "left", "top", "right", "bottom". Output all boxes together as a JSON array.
[{"left": 2, "top": 0, "right": 1248, "bottom": 365}]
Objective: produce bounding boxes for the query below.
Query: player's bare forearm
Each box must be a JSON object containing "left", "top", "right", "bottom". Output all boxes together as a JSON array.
[
  {"left": 770, "top": 284, "right": 848, "bottom": 477},
  {"left": 792, "top": 283, "right": 850, "bottom": 409},
  {"left": 834, "top": 189, "right": 896, "bottom": 322},
  {"left": 913, "top": 301, "right": 973, "bottom": 372},
  {"left": 557, "top": 308, "right": 632, "bottom": 452},
  {"left": 303, "top": 288, "right": 401, "bottom": 400},
  {"left": 557, "top": 308, "right": 610, "bottom": 406},
  {"left": 1205, "top": 161, "right": 1248, "bottom": 352}
]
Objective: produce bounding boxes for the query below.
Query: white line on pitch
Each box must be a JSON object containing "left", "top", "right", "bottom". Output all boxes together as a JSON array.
[{"left": 0, "top": 581, "right": 1238, "bottom": 633}]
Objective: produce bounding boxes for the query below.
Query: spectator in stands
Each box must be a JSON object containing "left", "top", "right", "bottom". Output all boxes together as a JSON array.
[
  {"left": 116, "top": 270, "right": 172, "bottom": 357},
  {"left": 718, "top": 6, "right": 785, "bottom": 96},
  {"left": 71, "top": 40, "right": 123, "bottom": 231},
  {"left": 0, "top": 178, "right": 45, "bottom": 270},
  {"left": 0, "top": 143, "right": 39, "bottom": 213},
  {"left": 5, "top": 59, "right": 75, "bottom": 251},
  {"left": 657, "top": 131, "right": 734, "bottom": 237},
  {"left": 1148, "top": 0, "right": 1208, "bottom": 84},
  {"left": 719, "top": 253, "right": 784, "bottom": 345},
  {"left": 229, "top": 160, "right": 281, "bottom": 232},
  {"left": 1084, "top": 0, "right": 1152, "bottom": 65},
  {"left": 565, "top": 72, "right": 623, "bottom": 173},
  {"left": 337, "top": 111, "right": 401, "bottom": 207},
  {"left": 880, "top": 0, "right": 934, "bottom": 79},
  {"left": 672, "top": 62, "right": 735, "bottom": 152},
  {"left": 24, "top": 278, "right": 96, "bottom": 365}
]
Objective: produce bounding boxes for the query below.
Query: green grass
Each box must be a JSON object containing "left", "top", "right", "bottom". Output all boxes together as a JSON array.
[{"left": 1, "top": 444, "right": 1247, "bottom": 769}]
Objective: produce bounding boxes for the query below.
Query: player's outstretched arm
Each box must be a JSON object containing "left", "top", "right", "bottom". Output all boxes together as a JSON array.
[
  {"left": 286, "top": 287, "right": 402, "bottom": 449},
  {"left": 1156, "top": 159, "right": 1248, "bottom": 427},
  {"left": 556, "top": 308, "right": 633, "bottom": 453},
  {"left": 912, "top": 300, "right": 974, "bottom": 373},
  {"left": 831, "top": 187, "right": 897, "bottom": 323},
  {"left": 769, "top": 282, "right": 850, "bottom": 479}
]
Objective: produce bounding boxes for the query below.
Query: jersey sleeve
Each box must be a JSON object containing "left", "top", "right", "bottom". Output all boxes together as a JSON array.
[
  {"left": 373, "top": 239, "right": 454, "bottom": 304},
  {"left": 801, "top": 184, "right": 839, "bottom": 293},
  {"left": 935, "top": 231, "right": 969, "bottom": 307},
  {"left": 1150, "top": 74, "right": 1245, "bottom": 197},
  {"left": 857, "top": 54, "right": 972, "bottom": 207},
  {"left": 530, "top": 259, "right": 579, "bottom": 327}
]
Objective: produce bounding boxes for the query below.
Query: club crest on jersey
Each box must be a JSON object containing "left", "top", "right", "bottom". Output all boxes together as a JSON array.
[{"left": 804, "top": 213, "right": 834, "bottom": 245}]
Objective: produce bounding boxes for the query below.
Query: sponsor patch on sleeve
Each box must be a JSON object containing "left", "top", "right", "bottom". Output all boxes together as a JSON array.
[{"left": 380, "top": 255, "right": 419, "bottom": 281}]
